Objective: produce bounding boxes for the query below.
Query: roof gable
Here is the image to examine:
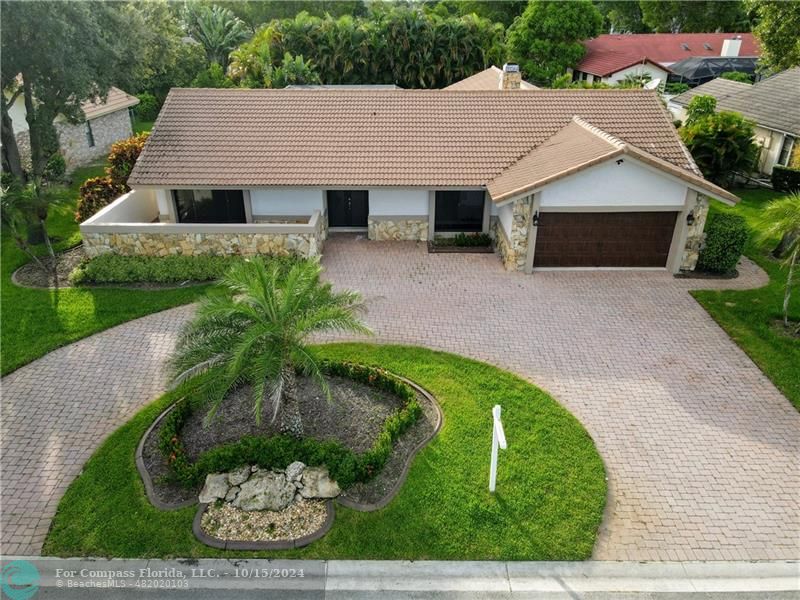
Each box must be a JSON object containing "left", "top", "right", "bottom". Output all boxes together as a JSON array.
[
  {"left": 488, "top": 117, "right": 737, "bottom": 204},
  {"left": 443, "top": 66, "right": 538, "bottom": 90}
]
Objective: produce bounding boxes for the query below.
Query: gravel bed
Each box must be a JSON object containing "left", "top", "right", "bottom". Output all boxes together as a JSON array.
[{"left": 200, "top": 499, "right": 327, "bottom": 542}]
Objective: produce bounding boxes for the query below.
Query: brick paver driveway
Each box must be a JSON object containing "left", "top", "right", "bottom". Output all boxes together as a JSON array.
[{"left": 2, "top": 235, "right": 798, "bottom": 560}]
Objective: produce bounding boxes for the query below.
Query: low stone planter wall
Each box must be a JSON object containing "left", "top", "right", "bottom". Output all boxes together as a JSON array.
[{"left": 368, "top": 217, "right": 428, "bottom": 241}]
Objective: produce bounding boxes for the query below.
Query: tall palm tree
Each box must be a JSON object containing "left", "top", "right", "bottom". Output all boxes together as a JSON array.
[
  {"left": 758, "top": 192, "right": 800, "bottom": 329},
  {"left": 184, "top": 4, "right": 249, "bottom": 70},
  {"left": 169, "top": 258, "right": 371, "bottom": 437}
]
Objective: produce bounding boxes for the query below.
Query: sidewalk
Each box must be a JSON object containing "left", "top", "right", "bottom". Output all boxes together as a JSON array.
[{"left": 2, "top": 557, "right": 798, "bottom": 598}]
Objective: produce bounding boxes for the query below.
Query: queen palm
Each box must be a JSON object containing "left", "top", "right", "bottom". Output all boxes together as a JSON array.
[
  {"left": 758, "top": 192, "right": 800, "bottom": 329},
  {"left": 169, "top": 258, "right": 371, "bottom": 437}
]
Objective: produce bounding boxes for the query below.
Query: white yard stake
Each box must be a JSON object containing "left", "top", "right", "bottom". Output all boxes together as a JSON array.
[{"left": 489, "top": 405, "right": 507, "bottom": 493}]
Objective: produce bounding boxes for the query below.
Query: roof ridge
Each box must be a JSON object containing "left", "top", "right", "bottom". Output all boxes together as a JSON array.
[{"left": 571, "top": 116, "right": 627, "bottom": 149}]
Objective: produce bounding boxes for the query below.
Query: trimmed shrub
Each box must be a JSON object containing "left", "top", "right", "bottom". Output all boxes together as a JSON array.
[
  {"left": 134, "top": 92, "right": 159, "bottom": 122},
  {"left": 74, "top": 176, "right": 126, "bottom": 223},
  {"left": 697, "top": 212, "right": 748, "bottom": 274},
  {"left": 772, "top": 165, "right": 800, "bottom": 192},
  {"left": 44, "top": 153, "right": 66, "bottom": 182},
  {"left": 665, "top": 82, "right": 689, "bottom": 95},
  {"left": 70, "top": 254, "right": 297, "bottom": 285},
  {"left": 159, "top": 360, "right": 422, "bottom": 488},
  {"left": 106, "top": 132, "right": 149, "bottom": 184}
]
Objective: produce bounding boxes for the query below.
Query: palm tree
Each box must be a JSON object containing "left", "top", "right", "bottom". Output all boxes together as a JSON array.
[
  {"left": 169, "top": 258, "right": 371, "bottom": 437},
  {"left": 758, "top": 192, "right": 800, "bottom": 329},
  {"left": 183, "top": 4, "right": 249, "bottom": 70}
]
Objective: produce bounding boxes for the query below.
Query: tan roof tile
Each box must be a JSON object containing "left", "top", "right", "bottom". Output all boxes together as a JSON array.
[
  {"left": 129, "top": 88, "right": 702, "bottom": 189},
  {"left": 81, "top": 87, "right": 139, "bottom": 121},
  {"left": 443, "top": 66, "right": 538, "bottom": 90}
]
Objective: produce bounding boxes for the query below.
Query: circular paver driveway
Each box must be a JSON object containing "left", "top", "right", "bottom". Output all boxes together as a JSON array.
[{"left": 2, "top": 236, "right": 798, "bottom": 560}]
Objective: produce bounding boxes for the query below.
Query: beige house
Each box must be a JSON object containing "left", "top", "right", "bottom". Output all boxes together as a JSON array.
[
  {"left": 7, "top": 86, "right": 139, "bottom": 170},
  {"left": 668, "top": 68, "right": 799, "bottom": 175},
  {"left": 81, "top": 83, "right": 737, "bottom": 274}
]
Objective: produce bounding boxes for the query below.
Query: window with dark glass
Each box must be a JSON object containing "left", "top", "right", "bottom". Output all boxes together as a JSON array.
[
  {"left": 434, "top": 190, "right": 485, "bottom": 232},
  {"left": 173, "top": 189, "right": 246, "bottom": 223},
  {"left": 778, "top": 136, "right": 795, "bottom": 166},
  {"left": 85, "top": 122, "right": 95, "bottom": 147}
]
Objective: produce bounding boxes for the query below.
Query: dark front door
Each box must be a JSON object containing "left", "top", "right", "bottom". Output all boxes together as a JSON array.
[
  {"left": 533, "top": 211, "right": 679, "bottom": 267},
  {"left": 327, "top": 190, "right": 369, "bottom": 228}
]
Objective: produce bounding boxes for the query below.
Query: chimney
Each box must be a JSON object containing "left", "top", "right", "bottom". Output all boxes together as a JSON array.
[
  {"left": 721, "top": 36, "right": 742, "bottom": 57},
  {"left": 500, "top": 63, "right": 521, "bottom": 90}
]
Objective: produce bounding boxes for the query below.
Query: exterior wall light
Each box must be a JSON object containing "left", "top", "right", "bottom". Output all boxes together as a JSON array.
[
  {"left": 616, "top": 158, "right": 624, "bottom": 165},
  {"left": 686, "top": 211, "right": 695, "bottom": 226},
  {"left": 532, "top": 211, "right": 540, "bottom": 226}
]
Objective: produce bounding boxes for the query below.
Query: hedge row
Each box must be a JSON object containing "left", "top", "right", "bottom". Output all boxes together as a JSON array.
[
  {"left": 159, "top": 361, "right": 422, "bottom": 489},
  {"left": 772, "top": 165, "right": 800, "bottom": 193},
  {"left": 70, "top": 254, "right": 296, "bottom": 284}
]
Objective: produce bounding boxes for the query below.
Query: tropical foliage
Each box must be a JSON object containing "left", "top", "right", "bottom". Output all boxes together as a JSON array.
[
  {"left": 231, "top": 8, "right": 505, "bottom": 88},
  {"left": 757, "top": 193, "right": 800, "bottom": 329},
  {"left": 720, "top": 71, "right": 753, "bottom": 84},
  {"left": 680, "top": 103, "right": 758, "bottom": 186},
  {"left": 168, "top": 259, "right": 371, "bottom": 437},
  {"left": 183, "top": 3, "right": 249, "bottom": 70},
  {"left": 748, "top": 0, "right": 800, "bottom": 71},
  {"left": 507, "top": 0, "right": 603, "bottom": 86}
]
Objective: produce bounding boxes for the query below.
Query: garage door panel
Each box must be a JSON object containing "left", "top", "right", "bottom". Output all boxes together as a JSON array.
[{"left": 534, "top": 211, "right": 678, "bottom": 268}]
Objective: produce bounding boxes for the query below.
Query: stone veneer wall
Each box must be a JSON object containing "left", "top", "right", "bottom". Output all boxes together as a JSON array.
[
  {"left": 368, "top": 217, "right": 428, "bottom": 241},
  {"left": 679, "top": 194, "right": 709, "bottom": 271},
  {"left": 83, "top": 229, "right": 323, "bottom": 260},
  {"left": 493, "top": 196, "right": 532, "bottom": 271},
  {"left": 16, "top": 109, "right": 134, "bottom": 171}
]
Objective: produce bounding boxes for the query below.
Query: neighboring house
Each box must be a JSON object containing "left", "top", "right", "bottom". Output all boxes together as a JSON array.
[
  {"left": 570, "top": 33, "right": 759, "bottom": 86},
  {"left": 81, "top": 87, "right": 736, "bottom": 274},
  {"left": 7, "top": 86, "right": 139, "bottom": 171},
  {"left": 668, "top": 68, "right": 800, "bottom": 175},
  {"left": 443, "top": 64, "right": 538, "bottom": 90}
]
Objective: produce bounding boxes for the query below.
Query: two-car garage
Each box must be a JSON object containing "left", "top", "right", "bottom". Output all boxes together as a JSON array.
[{"left": 532, "top": 211, "right": 680, "bottom": 268}]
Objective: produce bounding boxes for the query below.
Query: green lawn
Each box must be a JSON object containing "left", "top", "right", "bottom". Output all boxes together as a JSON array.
[
  {"left": 1, "top": 163, "right": 206, "bottom": 375},
  {"left": 692, "top": 188, "right": 800, "bottom": 410},
  {"left": 44, "top": 344, "right": 607, "bottom": 560}
]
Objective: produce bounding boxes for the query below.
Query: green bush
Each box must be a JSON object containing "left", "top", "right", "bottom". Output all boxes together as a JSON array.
[
  {"left": 44, "top": 153, "right": 66, "bottom": 181},
  {"left": 697, "top": 212, "right": 749, "bottom": 274},
  {"left": 106, "top": 132, "right": 149, "bottom": 184},
  {"left": 665, "top": 82, "right": 690, "bottom": 95},
  {"left": 772, "top": 165, "right": 800, "bottom": 192},
  {"left": 159, "top": 360, "right": 422, "bottom": 488},
  {"left": 70, "top": 254, "right": 274, "bottom": 284},
  {"left": 433, "top": 233, "right": 492, "bottom": 247},
  {"left": 720, "top": 71, "right": 752, "bottom": 84},
  {"left": 135, "top": 92, "right": 159, "bottom": 122},
  {"left": 74, "top": 176, "right": 127, "bottom": 223}
]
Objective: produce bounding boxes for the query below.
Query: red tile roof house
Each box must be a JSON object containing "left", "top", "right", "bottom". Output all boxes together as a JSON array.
[
  {"left": 569, "top": 33, "right": 759, "bottom": 86},
  {"left": 80, "top": 75, "right": 737, "bottom": 274}
]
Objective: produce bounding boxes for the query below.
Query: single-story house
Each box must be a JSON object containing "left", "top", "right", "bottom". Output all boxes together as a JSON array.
[
  {"left": 7, "top": 86, "right": 139, "bottom": 170},
  {"left": 443, "top": 64, "right": 538, "bottom": 90},
  {"left": 81, "top": 86, "right": 737, "bottom": 273},
  {"left": 570, "top": 33, "right": 759, "bottom": 86},
  {"left": 668, "top": 68, "right": 799, "bottom": 175}
]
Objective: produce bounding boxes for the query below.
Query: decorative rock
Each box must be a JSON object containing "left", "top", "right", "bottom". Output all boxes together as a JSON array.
[
  {"left": 228, "top": 466, "right": 250, "bottom": 486},
  {"left": 251, "top": 465, "right": 259, "bottom": 473},
  {"left": 199, "top": 473, "right": 230, "bottom": 504},
  {"left": 299, "top": 466, "right": 341, "bottom": 499},
  {"left": 233, "top": 471, "right": 296, "bottom": 511},
  {"left": 225, "top": 486, "right": 240, "bottom": 502},
  {"left": 285, "top": 461, "right": 306, "bottom": 482}
]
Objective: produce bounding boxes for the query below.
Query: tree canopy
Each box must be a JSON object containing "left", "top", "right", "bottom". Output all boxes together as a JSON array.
[
  {"left": 748, "top": 0, "right": 800, "bottom": 71},
  {"left": 507, "top": 0, "right": 603, "bottom": 86}
]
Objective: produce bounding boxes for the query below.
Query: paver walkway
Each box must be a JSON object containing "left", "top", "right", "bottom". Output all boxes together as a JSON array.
[{"left": 2, "top": 236, "right": 798, "bottom": 560}]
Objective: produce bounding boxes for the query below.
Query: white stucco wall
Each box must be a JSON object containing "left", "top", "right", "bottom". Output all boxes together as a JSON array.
[
  {"left": 602, "top": 63, "right": 669, "bottom": 85},
  {"left": 250, "top": 188, "right": 325, "bottom": 216},
  {"left": 83, "top": 189, "right": 157, "bottom": 225},
  {"left": 368, "top": 188, "right": 429, "bottom": 216},
  {"left": 539, "top": 157, "right": 687, "bottom": 208},
  {"left": 7, "top": 93, "right": 28, "bottom": 134}
]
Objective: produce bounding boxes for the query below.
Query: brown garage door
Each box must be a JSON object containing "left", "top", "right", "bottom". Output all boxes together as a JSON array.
[{"left": 533, "top": 211, "right": 679, "bottom": 268}]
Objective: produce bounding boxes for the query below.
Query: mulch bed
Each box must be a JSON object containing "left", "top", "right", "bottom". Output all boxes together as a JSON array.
[
  {"left": 674, "top": 268, "right": 739, "bottom": 280},
  {"left": 141, "top": 374, "right": 439, "bottom": 508},
  {"left": 11, "top": 245, "right": 86, "bottom": 288}
]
